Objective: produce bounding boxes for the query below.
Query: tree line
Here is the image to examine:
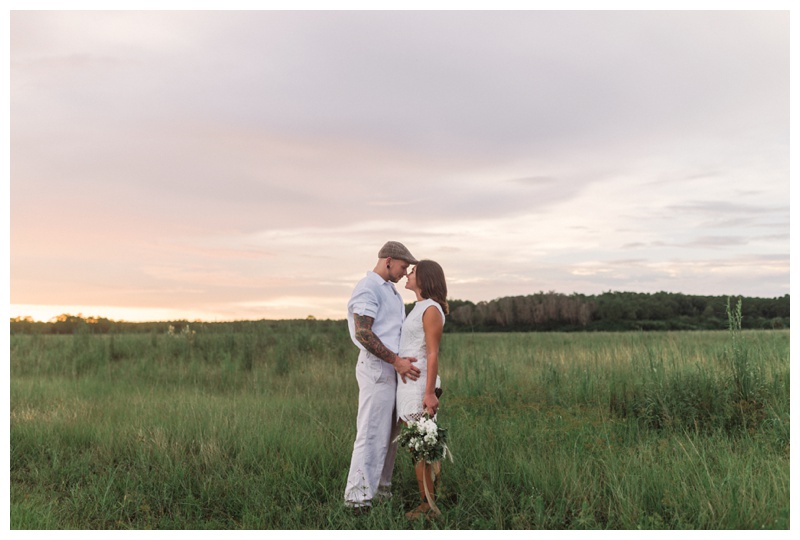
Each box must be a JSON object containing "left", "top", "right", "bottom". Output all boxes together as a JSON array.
[
  {"left": 8, "top": 314, "right": 332, "bottom": 336},
  {"left": 10, "top": 291, "right": 789, "bottom": 335},
  {"left": 440, "top": 291, "right": 789, "bottom": 332}
]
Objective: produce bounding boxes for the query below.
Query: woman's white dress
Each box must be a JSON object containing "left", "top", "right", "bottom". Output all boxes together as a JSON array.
[{"left": 396, "top": 298, "right": 444, "bottom": 422}]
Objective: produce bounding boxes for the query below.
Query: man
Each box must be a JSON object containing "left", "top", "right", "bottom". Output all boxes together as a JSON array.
[{"left": 344, "top": 241, "right": 421, "bottom": 513}]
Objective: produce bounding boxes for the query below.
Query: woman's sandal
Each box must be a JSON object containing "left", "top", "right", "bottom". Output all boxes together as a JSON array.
[
  {"left": 405, "top": 502, "right": 431, "bottom": 520},
  {"left": 405, "top": 502, "right": 441, "bottom": 520}
]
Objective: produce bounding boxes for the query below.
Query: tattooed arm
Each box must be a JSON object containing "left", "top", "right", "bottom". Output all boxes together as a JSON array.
[
  {"left": 354, "top": 313, "right": 420, "bottom": 383},
  {"left": 353, "top": 313, "right": 398, "bottom": 363}
]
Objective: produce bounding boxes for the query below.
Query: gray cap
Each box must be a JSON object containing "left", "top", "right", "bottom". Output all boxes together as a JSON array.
[{"left": 378, "top": 241, "right": 418, "bottom": 264}]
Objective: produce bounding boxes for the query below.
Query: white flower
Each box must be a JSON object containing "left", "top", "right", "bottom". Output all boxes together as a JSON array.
[
  {"left": 419, "top": 418, "right": 437, "bottom": 436},
  {"left": 395, "top": 413, "right": 451, "bottom": 464}
]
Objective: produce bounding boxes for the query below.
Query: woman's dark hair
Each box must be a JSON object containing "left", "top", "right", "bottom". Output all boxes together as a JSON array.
[{"left": 415, "top": 260, "right": 449, "bottom": 315}]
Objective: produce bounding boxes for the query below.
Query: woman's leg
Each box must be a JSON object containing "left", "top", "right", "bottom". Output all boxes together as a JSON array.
[
  {"left": 404, "top": 461, "right": 431, "bottom": 518},
  {"left": 407, "top": 460, "right": 443, "bottom": 518},
  {"left": 415, "top": 460, "right": 435, "bottom": 503}
]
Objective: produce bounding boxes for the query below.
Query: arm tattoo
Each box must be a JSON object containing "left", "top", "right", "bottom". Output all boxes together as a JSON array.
[{"left": 353, "top": 314, "right": 397, "bottom": 364}]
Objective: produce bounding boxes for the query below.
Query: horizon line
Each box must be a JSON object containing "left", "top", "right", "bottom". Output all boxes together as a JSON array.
[{"left": 10, "top": 290, "right": 790, "bottom": 324}]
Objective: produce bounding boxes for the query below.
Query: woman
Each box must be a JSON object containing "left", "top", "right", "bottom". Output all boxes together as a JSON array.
[{"left": 396, "top": 259, "right": 449, "bottom": 519}]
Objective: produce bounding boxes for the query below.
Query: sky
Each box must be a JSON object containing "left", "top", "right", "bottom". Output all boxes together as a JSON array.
[{"left": 8, "top": 7, "right": 791, "bottom": 322}]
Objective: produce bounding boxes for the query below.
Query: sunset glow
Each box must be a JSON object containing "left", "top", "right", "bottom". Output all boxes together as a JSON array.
[{"left": 10, "top": 9, "right": 789, "bottom": 323}]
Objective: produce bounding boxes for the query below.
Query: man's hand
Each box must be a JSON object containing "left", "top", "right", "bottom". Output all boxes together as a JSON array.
[{"left": 394, "top": 356, "right": 420, "bottom": 383}]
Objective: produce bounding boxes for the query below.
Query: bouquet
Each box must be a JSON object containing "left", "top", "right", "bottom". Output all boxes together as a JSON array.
[{"left": 396, "top": 414, "right": 452, "bottom": 464}]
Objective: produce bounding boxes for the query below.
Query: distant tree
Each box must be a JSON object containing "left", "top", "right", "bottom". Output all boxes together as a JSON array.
[{"left": 8, "top": 293, "right": 790, "bottom": 334}]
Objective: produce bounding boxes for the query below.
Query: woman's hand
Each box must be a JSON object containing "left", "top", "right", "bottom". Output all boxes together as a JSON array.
[{"left": 423, "top": 392, "right": 439, "bottom": 416}]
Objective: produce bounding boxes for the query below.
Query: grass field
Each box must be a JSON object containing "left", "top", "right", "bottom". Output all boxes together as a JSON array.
[{"left": 9, "top": 319, "right": 790, "bottom": 529}]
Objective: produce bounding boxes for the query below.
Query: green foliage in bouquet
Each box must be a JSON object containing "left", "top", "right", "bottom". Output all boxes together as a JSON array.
[{"left": 396, "top": 414, "right": 451, "bottom": 464}]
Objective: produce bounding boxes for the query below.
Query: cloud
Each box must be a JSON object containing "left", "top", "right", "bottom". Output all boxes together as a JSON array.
[
  {"left": 9, "top": 10, "right": 789, "bottom": 320},
  {"left": 685, "top": 236, "right": 750, "bottom": 248}
]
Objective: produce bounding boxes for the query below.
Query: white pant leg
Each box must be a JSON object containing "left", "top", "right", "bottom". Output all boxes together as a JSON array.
[
  {"left": 344, "top": 351, "right": 398, "bottom": 507},
  {"left": 378, "top": 413, "right": 400, "bottom": 493}
]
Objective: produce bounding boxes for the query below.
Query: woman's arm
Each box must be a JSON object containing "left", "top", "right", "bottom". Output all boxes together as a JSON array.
[{"left": 422, "top": 305, "right": 444, "bottom": 415}]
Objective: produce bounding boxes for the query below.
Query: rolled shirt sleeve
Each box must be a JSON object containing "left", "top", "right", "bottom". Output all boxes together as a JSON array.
[
  {"left": 347, "top": 272, "right": 404, "bottom": 353},
  {"left": 348, "top": 287, "right": 379, "bottom": 319}
]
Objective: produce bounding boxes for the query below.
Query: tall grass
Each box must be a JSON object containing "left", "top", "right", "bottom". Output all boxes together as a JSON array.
[{"left": 10, "top": 320, "right": 789, "bottom": 529}]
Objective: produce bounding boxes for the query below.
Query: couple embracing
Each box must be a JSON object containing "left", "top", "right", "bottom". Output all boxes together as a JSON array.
[{"left": 344, "top": 241, "right": 448, "bottom": 518}]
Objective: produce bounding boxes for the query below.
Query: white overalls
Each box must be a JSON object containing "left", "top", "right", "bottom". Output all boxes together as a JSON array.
[{"left": 344, "top": 271, "right": 405, "bottom": 508}]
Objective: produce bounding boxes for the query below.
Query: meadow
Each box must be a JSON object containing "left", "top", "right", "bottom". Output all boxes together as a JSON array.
[{"left": 10, "top": 316, "right": 790, "bottom": 529}]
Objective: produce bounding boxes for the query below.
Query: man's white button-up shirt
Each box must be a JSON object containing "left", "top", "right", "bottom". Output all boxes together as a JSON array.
[{"left": 347, "top": 271, "right": 405, "bottom": 353}]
